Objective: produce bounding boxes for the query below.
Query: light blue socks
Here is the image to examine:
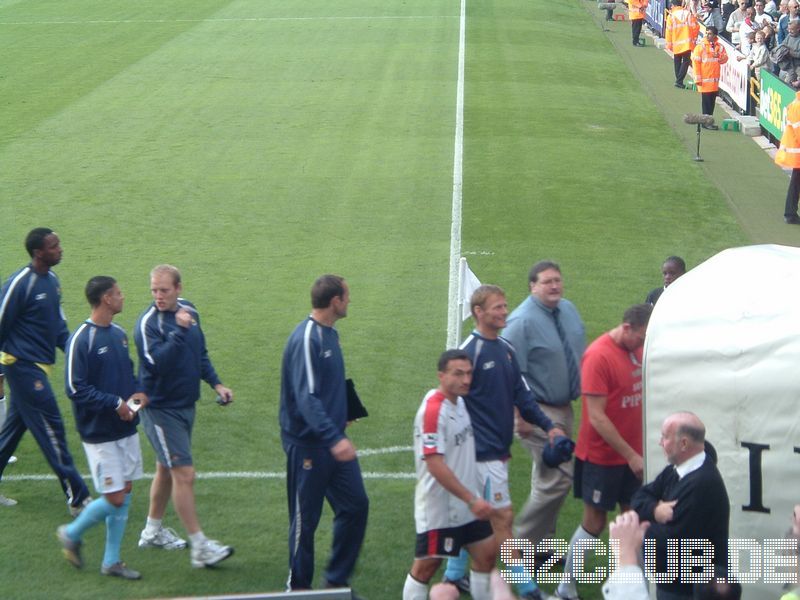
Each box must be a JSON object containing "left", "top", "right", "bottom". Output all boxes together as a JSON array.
[
  {"left": 65, "top": 496, "right": 115, "bottom": 540},
  {"left": 102, "top": 494, "right": 131, "bottom": 568}
]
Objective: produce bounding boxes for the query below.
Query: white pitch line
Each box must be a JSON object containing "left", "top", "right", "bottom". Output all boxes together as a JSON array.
[
  {"left": 445, "top": 0, "right": 466, "bottom": 349},
  {"left": 0, "top": 15, "right": 457, "bottom": 26},
  {"left": 357, "top": 445, "right": 412, "bottom": 457},
  {"left": 2, "top": 446, "right": 415, "bottom": 482}
]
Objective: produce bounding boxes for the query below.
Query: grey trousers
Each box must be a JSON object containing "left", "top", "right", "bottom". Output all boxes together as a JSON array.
[{"left": 513, "top": 403, "right": 574, "bottom": 546}]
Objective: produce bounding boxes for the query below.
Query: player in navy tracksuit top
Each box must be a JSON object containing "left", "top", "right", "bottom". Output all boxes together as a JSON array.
[
  {"left": 67, "top": 321, "right": 140, "bottom": 445},
  {"left": 443, "top": 285, "right": 565, "bottom": 599},
  {"left": 133, "top": 265, "right": 234, "bottom": 568},
  {"left": 135, "top": 299, "right": 221, "bottom": 409},
  {"left": 0, "top": 228, "right": 90, "bottom": 511},
  {"left": 280, "top": 275, "right": 368, "bottom": 592},
  {"left": 59, "top": 276, "right": 148, "bottom": 579},
  {"left": 459, "top": 332, "right": 555, "bottom": 463}
]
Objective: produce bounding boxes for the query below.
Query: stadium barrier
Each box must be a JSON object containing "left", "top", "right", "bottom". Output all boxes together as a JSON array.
[
  {"left": 645, "top": 19, "right": 800, "bottom": 140},
  {"left": 758, "top": 67, "right": 797, "bottom": 141}
]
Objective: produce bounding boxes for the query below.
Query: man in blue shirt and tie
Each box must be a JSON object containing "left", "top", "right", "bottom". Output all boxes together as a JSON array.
[{"left": 503, "top": 261, "right": 586, "bottom": 569}]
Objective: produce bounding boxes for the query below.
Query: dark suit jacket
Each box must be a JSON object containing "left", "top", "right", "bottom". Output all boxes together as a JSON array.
[{"left": 631, "top": 452, "right": 730, "bottom": 597}]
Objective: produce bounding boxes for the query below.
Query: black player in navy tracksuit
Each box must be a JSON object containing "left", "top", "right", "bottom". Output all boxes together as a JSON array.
[
  {"left": 279, "top": 275, "right": 368, "bottom": 593},
  {"left": 0, "top": 228, "right": 90, "bottom": 511}
]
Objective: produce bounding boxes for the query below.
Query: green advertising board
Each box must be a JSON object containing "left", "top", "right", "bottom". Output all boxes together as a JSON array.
[{"left": 759, "top": 68, "right": 798, "bottom": 138}]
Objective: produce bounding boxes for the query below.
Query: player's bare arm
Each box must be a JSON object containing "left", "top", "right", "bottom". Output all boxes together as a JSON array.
[
  {"left": 425, "top": 454, "right": 491, "bottom": 520},
  {"left": 585, "top": 394, "right": 643, "bottom": 478}
]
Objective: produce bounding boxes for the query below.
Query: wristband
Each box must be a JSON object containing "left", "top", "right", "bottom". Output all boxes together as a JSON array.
[{"left": 468, "top": 496, "right": 478, "bottom": 508}]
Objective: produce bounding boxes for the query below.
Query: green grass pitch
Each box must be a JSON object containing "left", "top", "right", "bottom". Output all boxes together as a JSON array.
[{"left": 0, "top": 0, "right": 748, "bottom": 598}]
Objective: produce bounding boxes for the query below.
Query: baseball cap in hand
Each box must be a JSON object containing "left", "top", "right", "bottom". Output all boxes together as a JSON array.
[{"left": 542, "top": 435, "right": 575, "bottom": 468}]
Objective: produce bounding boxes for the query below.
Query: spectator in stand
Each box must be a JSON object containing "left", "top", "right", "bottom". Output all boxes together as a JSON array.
[
  {"left": 767, "top": 0, "right": 780, "bottom": 16},
  {"left": 691, "top": 26, "right": 729, "bottom": 128},
  {"left": 779, "top": 0, "right": 800, "bottom": 44},
  {"left": 726, "top": 0, "right": 749, "bottom": 44},
  {"left": 739, "top": 30, "right": 771, "bottom": 68},
  {"left": 754, "top": 0, "right": 777, "bottom": 45},
  {"left": 689, "top": 0, "right": 708, "bottom": 22},
  {"left": 704, "top": 0, "right": 724, "bottom": 29},
  {"left": 778, "top": 0, "right": 790, "bottom": 41},
  {"left": 720, "top": 0, "right": 737, "bottom": 39},
  {"left": 740, "top": 11, "right": 758, "bottom": 52},
  {"left": 755, "top": 1, "right": 777, "bottom": 25},
  {"left": 781, "top": 20, "right": 800, "bottom": 84},
  {"left": 666, "top": 0, "right": 700, "bottom": 88}
]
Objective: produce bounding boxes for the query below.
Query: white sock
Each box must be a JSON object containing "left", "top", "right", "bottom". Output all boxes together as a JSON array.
[
  {"left": 470, "top": 570, "right": 491, "bottom": 600},
  {"left": 402, "top": 573, "right": 428, "bottom": 600},
  {"left": 144, "top": 517, "right": 162, "bottom": 535},
  {"left": 558, "top": 525, "right": 596, "bottom": 598},
  {"left": 189, "top": 531, "right": 206, "bottom": 547}
]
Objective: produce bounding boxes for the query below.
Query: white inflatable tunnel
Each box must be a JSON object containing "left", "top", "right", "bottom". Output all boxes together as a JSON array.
[{"left": 643, "top": 244, "right": 800, "bottom": 599}]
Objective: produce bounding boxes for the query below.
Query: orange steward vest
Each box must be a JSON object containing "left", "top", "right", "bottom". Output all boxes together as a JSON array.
[
  {"left": 691, "top": 38, "right": 728, "bottom": 92},
  {"left": 666, "top": 7, "right": 699, "bottom": 54},
  {"left": 776, "top": 93, "right": 800, "bottom": 169},
  {"left": 629, "top": 0, "right": 648, "bottom": 20}
]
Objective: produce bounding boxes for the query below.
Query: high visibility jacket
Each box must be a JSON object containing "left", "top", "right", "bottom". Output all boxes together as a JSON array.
[
  {"left": 691, "top": 38, "right": 728, "bottom": 92},
  {"left": 776, "top": 93, "right": 800, "bottom": 169},
  {"left": 628, "top": 0, "right": 648, "bottom": 20},
  {"left": 665, "top": 7, "right": 700, "bottom": 54}
]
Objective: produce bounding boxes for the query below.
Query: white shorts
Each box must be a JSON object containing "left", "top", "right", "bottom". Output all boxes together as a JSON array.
[
  {"left": 82, "top": 433, "right": 143, "bottom": 494},
  {"left": 477, "top": 459, "right": 512, "bottom": 509}
]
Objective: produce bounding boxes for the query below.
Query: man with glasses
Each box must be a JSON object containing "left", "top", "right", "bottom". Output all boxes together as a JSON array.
[{"left": 503, "top": 262, "right": 586, "bottom": 575}]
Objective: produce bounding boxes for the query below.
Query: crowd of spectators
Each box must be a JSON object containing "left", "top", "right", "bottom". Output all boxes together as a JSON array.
[{"left": 679, "top": 0, "right": 800, "bottom": 85}]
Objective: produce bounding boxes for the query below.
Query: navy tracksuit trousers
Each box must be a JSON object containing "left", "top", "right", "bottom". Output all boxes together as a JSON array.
[
  {"left": 284, "top": 442, "right": 369, "bottom": 590},
  {"left": 0, "top": 360, "right": 89, "bottom": 507}
]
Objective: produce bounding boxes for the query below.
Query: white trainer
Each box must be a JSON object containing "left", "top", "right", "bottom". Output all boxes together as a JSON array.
[
  {"left": 190, "top": 538, "right": 233, "bottom": 568},
  {"left": 69, "top": 496, "right": 92, "bottom": 517},
  {"left": 0, "top": 494, "right": 17, "bottom": 507},
  {"left": 138, "top": 526, "right": 187, "bottom": 550}
]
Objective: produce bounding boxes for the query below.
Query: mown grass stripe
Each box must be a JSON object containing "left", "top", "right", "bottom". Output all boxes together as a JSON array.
[{"left": 0, "top": 15, "right": 457, "bottom": 26}]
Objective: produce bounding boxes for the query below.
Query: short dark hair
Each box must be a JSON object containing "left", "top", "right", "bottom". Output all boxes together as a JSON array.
[
  {"left": 438, "top": 349, "right": 472, "bottom": 372},
  {"left": 672, "top": 0, "right": 683, "bottom": 6},
  {"left": 85, "top": 276, "right": 117, "bottom": 307},
  {"left": 311, "top": 274, "right": 346, "bottom": 309},
  {"left": 707, "top": 25, "right": 719, "bottom": 34},
  {"left": 470, "top": 284, "right": 505, "bottom": 318},
  {"left": 665, "top": 256, "right": 687, "bottom": 272},
  {"left": 529, "top": 260, "right": 561, "bottom": 284},
  {"left": 25, "top": 228, "right": 55, "bottom": 257},
  {"left": 623, "top": 304, "right": 653, "bottom": 329}
]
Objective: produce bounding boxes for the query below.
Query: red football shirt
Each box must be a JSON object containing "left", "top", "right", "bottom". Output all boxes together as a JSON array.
[{"left": 575, "top": 332, "right": 643, "bottom": 466}]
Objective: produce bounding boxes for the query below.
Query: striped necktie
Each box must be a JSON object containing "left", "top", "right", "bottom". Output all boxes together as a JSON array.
[{"left": 552, "top": 307, "right": 581, "bottom": 399}]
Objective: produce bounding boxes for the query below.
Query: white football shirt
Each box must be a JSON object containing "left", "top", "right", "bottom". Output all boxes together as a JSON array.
[{"left": 413, "top": 389, "right": 478, "bottom": 532}]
